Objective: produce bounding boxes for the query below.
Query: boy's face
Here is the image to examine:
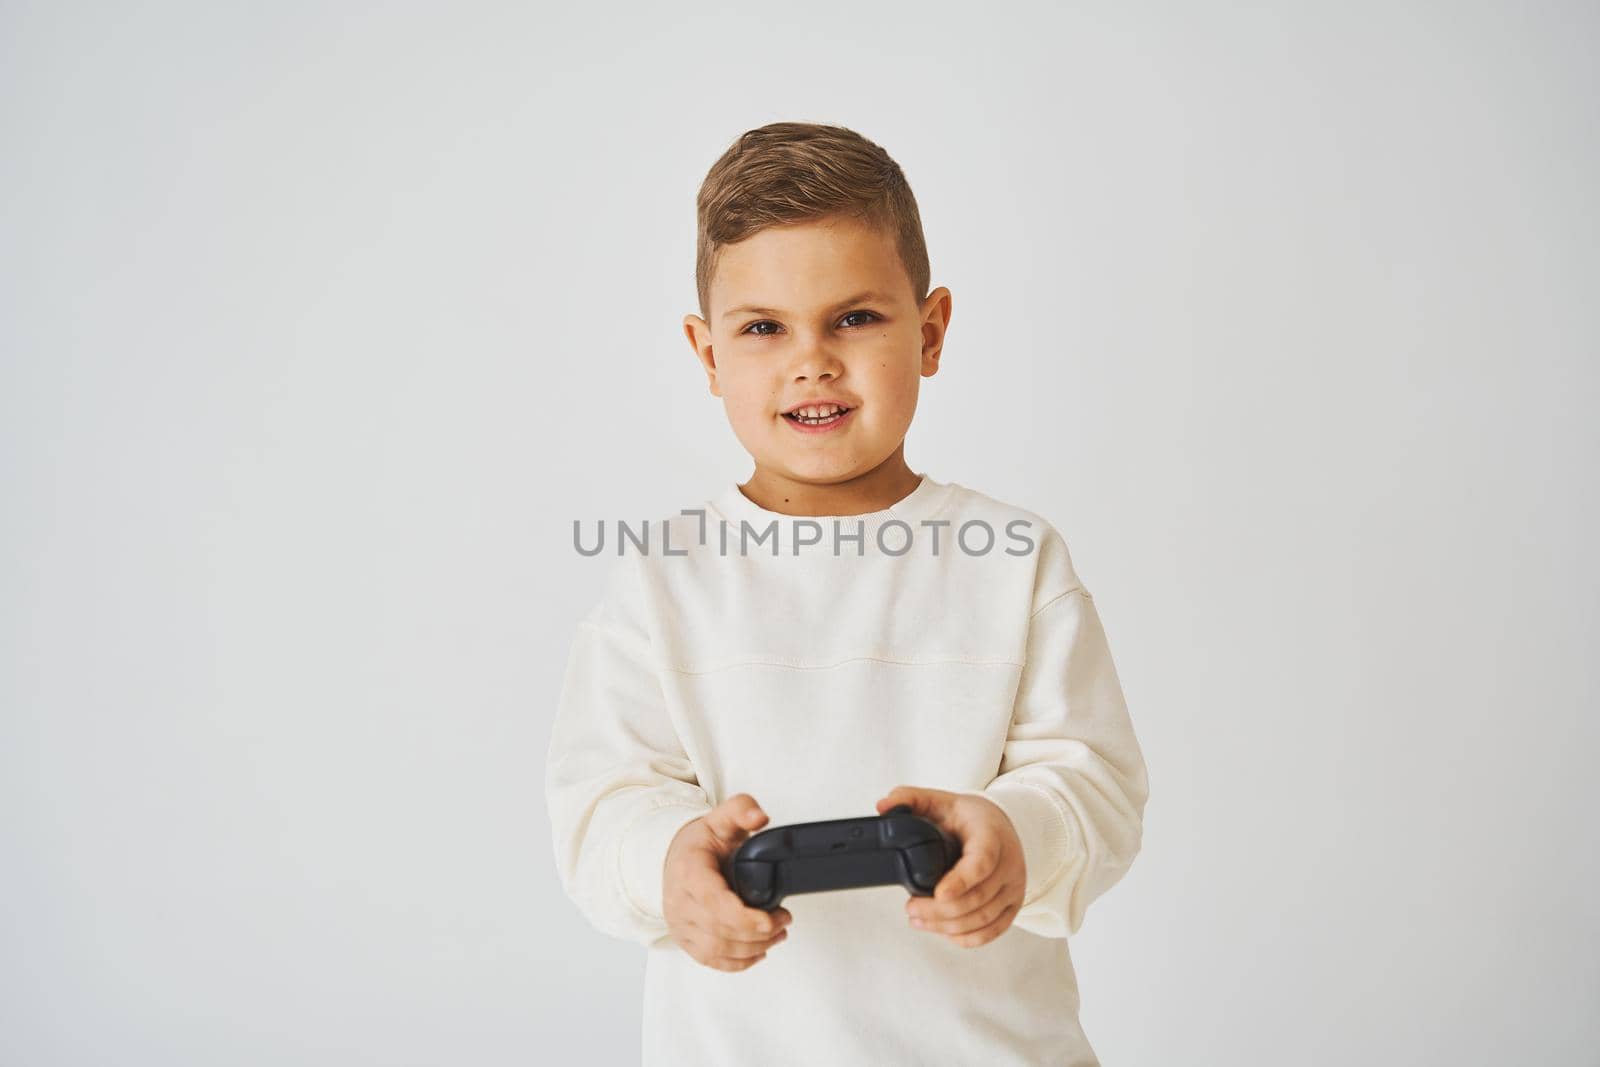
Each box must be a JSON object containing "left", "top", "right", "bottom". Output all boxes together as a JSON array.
[{"left": 683, "top": 214, "right": 951, "bottom": 491}]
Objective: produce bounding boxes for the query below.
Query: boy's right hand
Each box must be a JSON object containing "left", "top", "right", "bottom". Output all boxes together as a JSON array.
[{"left": 663, "top": 793, "right": 793, "bottom": 972}]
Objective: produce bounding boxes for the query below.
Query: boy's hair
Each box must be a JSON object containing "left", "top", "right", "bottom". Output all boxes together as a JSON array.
[{"left": 694, "top": 122, "right": 931, "bottom": 321}]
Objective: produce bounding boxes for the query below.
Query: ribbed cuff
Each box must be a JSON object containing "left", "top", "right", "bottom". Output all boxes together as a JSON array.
[
  {"left": 966, "top": 779, "right": 1074, "bottom": 906},
  {"left": 618, "top": 803, "right": 711, "bottom": 921}
]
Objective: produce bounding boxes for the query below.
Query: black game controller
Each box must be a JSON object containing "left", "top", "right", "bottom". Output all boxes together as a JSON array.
[{"left": 723, "top": 804, "right": 963, "bottom": 911}]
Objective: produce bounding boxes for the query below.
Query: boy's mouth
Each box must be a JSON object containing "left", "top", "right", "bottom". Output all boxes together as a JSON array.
[{"left": 782, "top": 405, "right": 854, "bottom": 429}]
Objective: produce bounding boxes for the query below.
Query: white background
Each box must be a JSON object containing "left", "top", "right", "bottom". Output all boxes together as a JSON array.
[{"left": 3, "top": 2, "right": 1595, "bottom": 1064}]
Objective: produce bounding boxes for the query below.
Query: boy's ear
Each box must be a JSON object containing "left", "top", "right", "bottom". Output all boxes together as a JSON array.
[
  {"left": 919, "top": 287, "right": 952, "bottom": 377},
  {"left": 682, "top": 313, "right": 722, "bottom": 397}
]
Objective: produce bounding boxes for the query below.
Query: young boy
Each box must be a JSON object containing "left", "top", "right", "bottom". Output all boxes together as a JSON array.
[{"left": 545, "top": 122, "right": 1149, "bottom": 1066}]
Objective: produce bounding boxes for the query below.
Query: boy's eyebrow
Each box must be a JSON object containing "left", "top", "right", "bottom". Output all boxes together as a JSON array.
[{"left": 721, "top": 290, "right": 891, "bottom": 321}]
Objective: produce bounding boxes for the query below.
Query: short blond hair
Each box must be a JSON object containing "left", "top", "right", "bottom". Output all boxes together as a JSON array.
[{"left": 693, "top": 122, "right": 931, "bottom": 320}]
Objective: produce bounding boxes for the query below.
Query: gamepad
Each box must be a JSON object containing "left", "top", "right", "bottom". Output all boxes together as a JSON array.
[{"left": 722, "top": 804, "right": 962, "bottom": 910}]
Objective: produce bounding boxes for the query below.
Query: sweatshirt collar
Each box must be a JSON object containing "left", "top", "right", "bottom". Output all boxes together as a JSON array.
[{"left": 709, "top": 472, "right": 951, "bottom": 529}]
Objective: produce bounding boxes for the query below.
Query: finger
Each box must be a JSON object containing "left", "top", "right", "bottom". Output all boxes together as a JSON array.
[
  {"left": 948, "top": 899, "right": 1021, "bottom": 947},
  {"left": 875, "top": 785, "right": 948, "bottom": 822},
  {"left": 696, "top": 880, "right": 789, "bottom": 942},
  {"left": 683, "top": 868, "right": 778, "bottom": 928},
  {"left": 931, "top": 837, "right": 1001, "bottom": 906},
  {"left": 716, "top": 892, "right": 791, "bottom": 940},
  {"left": 703, "top": 793, "right": 768, "bottom": 849},
  {"left": 685, "top": 853, "right": 793, "bottom": 939},
  {"left": 684, "top": 886, "right": 789, "bottom": 944},
  {"left": 684, "top": 908, "right": 790, "bottom": 947},
  {"left": 682, "top": 911, "right": 787, "bottom": 956},
  {"left": 912, "top": 868, "right": 1007, "bottom": 925},
  {"left": 708, "top": 950, "right": 767, "bottom": 972},
  {"left": 915, "top": 882, "right": 1014, "bottom": 935},
  {"left": 692, "top": 922, "right": 790, "bottom": 958},
  {"left": 681, "top": 930, "right": 776, "bottom": 971},
  {"left": 706, "top": 794, "right": 769, "bottom": 846}
]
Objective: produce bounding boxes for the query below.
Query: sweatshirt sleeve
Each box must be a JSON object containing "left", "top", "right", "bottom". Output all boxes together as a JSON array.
[
  {"left": 544, "top": 553, "right": 713, "bottom": 947},
  {"left": 959, "top": 532, "right": 1149, "bottom": 939}
]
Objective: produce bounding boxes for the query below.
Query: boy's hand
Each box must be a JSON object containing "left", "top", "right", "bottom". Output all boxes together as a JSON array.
[
  {"left": 663, "top": 793, "right": 793, "bottom": 972},
  {"left": 876, "top": 785, "right": 1025, "bottom": 948}
]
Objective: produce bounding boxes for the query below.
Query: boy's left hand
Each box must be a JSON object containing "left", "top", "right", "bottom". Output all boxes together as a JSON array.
[{"left": 875, "top": 785, "right": 1025, "bottom": 947}]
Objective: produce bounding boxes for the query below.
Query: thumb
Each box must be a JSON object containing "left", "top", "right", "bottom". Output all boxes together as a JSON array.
[
  {"left": 875, "top": 784, "right": 955, "bottom": 824},
  {"left": 702, "top": 793, "right": 769, "bottom": 852}
]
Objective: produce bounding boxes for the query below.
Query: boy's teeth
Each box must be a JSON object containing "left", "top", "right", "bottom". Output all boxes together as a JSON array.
[
  {"left": 787, "top": 405, "right": 848, "bottom": 424},
  {"left": 792, "top": 404, "right": 844, "bottom": 418}
]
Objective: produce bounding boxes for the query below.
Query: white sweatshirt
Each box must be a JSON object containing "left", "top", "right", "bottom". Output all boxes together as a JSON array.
[{"left": 545, "top": 473, "right": 1148, "bottom": 1066}]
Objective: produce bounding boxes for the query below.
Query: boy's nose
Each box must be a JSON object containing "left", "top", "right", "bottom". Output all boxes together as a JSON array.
[{"left": 789, "top": 354, "right": 844, "bottom": 382}]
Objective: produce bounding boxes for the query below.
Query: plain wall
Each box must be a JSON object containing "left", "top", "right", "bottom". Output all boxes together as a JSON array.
[{"left": 3, "top": 2, "right": 1595, "bottom": 1064}]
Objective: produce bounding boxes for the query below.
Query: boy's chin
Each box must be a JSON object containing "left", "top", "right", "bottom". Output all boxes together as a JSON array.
[{"left": 758, "top": 457, "right": 871, "bottom": 483}]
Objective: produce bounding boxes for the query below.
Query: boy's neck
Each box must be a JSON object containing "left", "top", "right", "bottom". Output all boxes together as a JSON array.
[{"left": 738, "top": 452, "right": 922, "bottom": 518}]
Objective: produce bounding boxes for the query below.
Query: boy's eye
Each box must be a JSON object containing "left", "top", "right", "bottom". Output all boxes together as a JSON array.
[{"left": 740, "top": 310, "right": 880, "bottom": 337}]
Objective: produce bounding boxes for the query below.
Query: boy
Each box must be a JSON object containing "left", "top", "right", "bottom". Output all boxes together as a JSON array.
[{"left": 545, "top": 121, "right": 1149, "bottom": 1066}]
